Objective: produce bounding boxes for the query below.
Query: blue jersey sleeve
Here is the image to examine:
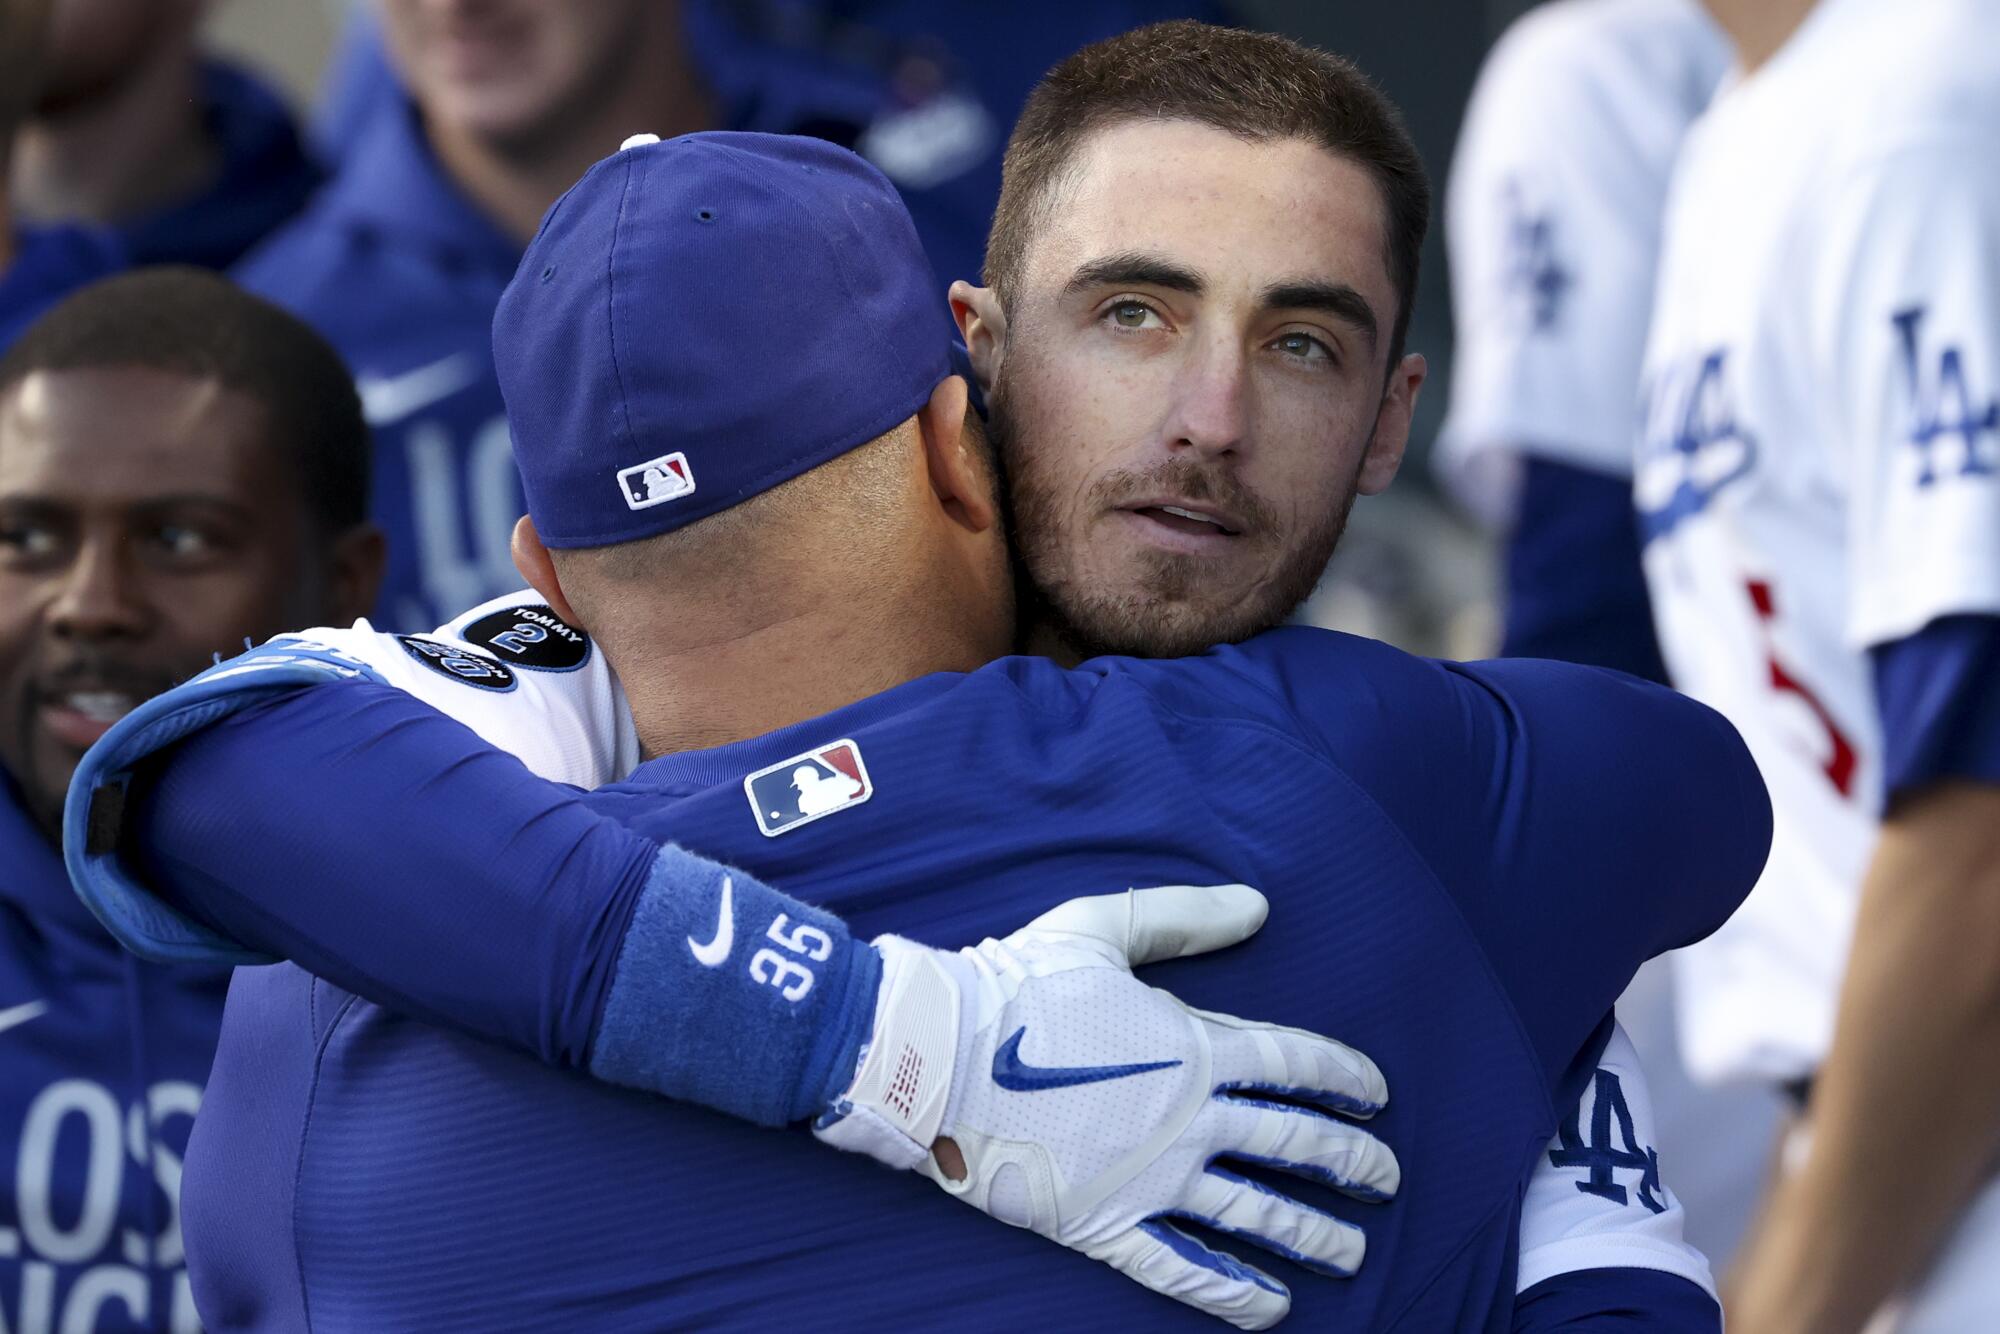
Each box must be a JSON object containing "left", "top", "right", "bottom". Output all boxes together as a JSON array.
[
  {"left": 1870, "top": 613, "right": 2000, "bottom": 805},
  {"left": 1503, "top": 457, "right": 1670, "bottom": 685},
  {"left": 1255, "top": 633, "right": 1771, "bottom": 1087},
  {"left": 1513, "top": 1269, "right": 1721, "bottom": 1331},
  {"left": 119, "top": 679, "right": 875, "bottom": 1126}
]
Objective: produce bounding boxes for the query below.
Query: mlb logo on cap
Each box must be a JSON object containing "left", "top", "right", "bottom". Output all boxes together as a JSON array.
[
  {"left": 493, "top": 131, "right": 953, "bottom": 549},
  {"left": 745, "top": 740, "right": 873, "bottom": 837},
  {"left": 617, "top": 451, "right": 695, "bottom": 511}
]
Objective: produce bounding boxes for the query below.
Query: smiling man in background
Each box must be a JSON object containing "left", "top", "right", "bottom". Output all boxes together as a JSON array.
[{"left": 0, "top": 269, "right": 381, "bottom": 1333}]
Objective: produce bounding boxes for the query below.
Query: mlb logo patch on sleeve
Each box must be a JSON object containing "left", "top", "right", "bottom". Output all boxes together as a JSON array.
[
  {"left": 617, "top": 451, "right": 695, "bottom": 511},
  {"left": 744, "top": 740, "right": 873, "bottom": 837}
]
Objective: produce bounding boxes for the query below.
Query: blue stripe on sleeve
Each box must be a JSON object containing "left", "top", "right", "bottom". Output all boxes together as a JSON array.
[
  {"left": 1504, "top": 456, "right": 1670, "bottom": 685},
  {"left": 1512, "top": 1268, "right": 1720, "bottom": 1332},
  {"left": 1870, "top": 614, "right": 2000, "bottom": 806}
]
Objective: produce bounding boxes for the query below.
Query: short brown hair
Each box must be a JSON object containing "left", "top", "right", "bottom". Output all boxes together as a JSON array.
[
  {"left": 0, "top": 267, "right": 370, "bottom": 533},
  {"left": 984, "top": 20, "right": 1430, "bottom": 364}
]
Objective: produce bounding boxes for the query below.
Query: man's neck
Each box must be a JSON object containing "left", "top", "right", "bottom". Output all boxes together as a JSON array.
[
  {"left": 618, "top": 602, "right": 1002, "bottom": 761},
  {"left": 428, "top": 46, "right": 715, "bottom": 246},
  {"left": 1020, "top": 618, "right": 1084, "bottom": 668},
  {"left": 11, "top": 45, "right": 213, "bottom": 226},
  {"left": 1704, "top": 0, "right": 1822, "bottom": 73}
]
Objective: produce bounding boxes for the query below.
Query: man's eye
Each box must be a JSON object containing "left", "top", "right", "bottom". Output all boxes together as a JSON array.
[
  {"left": 1106, "top": 301, "right": 1164, "bottom": 331},
  {"left": 1272, "top": 332, "right": 1332, "bottom": 362},
  {"left": 154, "top": 524, "right": 216, "bottom": 557},
  {"left": 0, "top": 524, "right": 59, "bottom": 559}
]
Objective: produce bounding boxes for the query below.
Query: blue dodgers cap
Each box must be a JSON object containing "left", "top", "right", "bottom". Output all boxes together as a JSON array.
[{"left": 494, "top": 131, "right": 955, "bottom": 548}]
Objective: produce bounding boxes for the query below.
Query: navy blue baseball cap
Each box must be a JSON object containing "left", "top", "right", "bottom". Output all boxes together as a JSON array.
[{"left": 493, "top": 131, "right": 956, "bottom": 548}]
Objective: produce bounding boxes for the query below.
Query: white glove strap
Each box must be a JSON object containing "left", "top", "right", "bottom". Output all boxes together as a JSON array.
[{"left": 812, "top": 936, "right": 963, "bottom": 1170}]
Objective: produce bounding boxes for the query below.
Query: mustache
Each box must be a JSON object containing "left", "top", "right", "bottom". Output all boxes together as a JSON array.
[{"left": 1091, "top": 457, "right": 1277, "bottom": 534}]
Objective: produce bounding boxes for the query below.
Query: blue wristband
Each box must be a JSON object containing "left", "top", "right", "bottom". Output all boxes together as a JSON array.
[{"left": 589, "top": 845, "right": 881, "bottom": 1126}]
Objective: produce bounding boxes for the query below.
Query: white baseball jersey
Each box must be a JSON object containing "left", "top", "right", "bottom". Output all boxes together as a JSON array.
[
  {"left": 1636, "top": 0, "right": 2000, "bottom": 1084},
  {"left": 264, "top": 589, "right": 1715, "bottom": 1301},
  {"left": 1437, "top": 0, "right": 1728, "bottom": 522}
]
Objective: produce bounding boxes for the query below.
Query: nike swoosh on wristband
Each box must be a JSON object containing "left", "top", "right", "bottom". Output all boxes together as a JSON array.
[
  {"left": 990, "top": 1025, "right": 1182, "bottom": 1092},
  {"left": 356, "top": 353, "right": 480, "bottom": 425},
  {"left": 687, "top": 876, "right": 734, "bottom": 967},
  {"left": 0, "top": 1000, "right": 48, "bottom": 1036}
]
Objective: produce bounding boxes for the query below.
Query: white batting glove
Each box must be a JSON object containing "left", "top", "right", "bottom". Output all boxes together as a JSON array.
[{"left": 813, "top": 884, "right": 1396, "bottom": 1329}]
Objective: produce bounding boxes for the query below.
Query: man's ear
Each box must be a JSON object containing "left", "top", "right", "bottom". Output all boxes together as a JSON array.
[
  {"left": 511, "top": 515, "right": 586, "bottom": 627},
  {"left": 1359, "top": 353, "right": 1427, "bottom": 496},
  {"left": 918, "top": 373, "right": 998, "bottom": 535},
  {"left": 325, "top": 522, "right": 387, "bottom": 625},
  {"left": 950, "top": 280, "right": 1007, "bottom": 397}
]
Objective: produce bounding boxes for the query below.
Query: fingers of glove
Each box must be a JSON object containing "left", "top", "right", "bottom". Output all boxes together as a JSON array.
[
  {"left": 1083, "top": 1219, "right": 1291, "bottom": 1332},
  {"left": 1121, "top": 883, "right": 1270, "bottom": 964},
  {"left": 1197, "top": 1006, "right": 1388, "bottom": 1118},
  {"left": 1020, "top": 883, "right": 1271, "bottom": 967},
  {"left": 1211, "top": 1096, "right": 1401, "bottom": 1204},
  {"left": 1180, "top": 1167, "right": 1367, "bottom": 1278}
]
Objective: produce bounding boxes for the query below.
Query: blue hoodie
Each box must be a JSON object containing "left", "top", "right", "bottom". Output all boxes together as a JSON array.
[
  {"left": 0, "top": 225, "right": 126, "bottom": 352},
  {"left": 0, "top": 775, "right": 229, "bottom": 1333},
  {"left": 110, "top": 61, "right": 321, "bottom": 273}
]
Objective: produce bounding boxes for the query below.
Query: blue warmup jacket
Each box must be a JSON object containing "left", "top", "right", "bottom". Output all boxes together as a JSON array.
[
  {"left": 126, "top": 631, "right": 1765, "bottom": 1331},
  {"left": 0, "top": 776, "right": 228, "bottom": 1333}
]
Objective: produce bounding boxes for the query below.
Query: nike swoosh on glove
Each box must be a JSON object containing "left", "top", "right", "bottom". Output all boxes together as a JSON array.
[{"left": 813, "top": 884, "right": 1397, "bottom": 1330}]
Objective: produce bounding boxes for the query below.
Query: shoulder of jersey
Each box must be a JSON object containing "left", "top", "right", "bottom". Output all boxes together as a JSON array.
[
  {"left": 1803, "top": 0, "right": 2000, "bottom": 150},
  {"left": 1475, "top": 0, "right": 1726, "bottom": 120},
  {"left": 1129, "top": 626, "right": 1421, "bottom": 723}
]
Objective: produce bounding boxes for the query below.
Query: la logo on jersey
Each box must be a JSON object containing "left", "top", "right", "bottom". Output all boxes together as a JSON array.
[
  {"left": 1634, "top": 347, "right": 1758, "bottom": 544},
  {"left": 1894, "top": 305, "right": 1998, "bottom": 486},
  {"left": 617, "top": 451, "right": 695, "bottom": 511},
  {"left": 745, "top": 740, "right": 872, "bottom": 837},
  {"left": 1500, "top": 176, "right": 1570, "bottom": 334}
]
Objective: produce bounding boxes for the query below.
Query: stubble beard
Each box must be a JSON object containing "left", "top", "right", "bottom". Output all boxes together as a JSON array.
[{"left": 988, "top": 392, "right": 1364, "bottom": 661}]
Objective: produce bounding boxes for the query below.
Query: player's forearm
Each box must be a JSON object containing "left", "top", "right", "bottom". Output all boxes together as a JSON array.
[
  {"left": 126, "top": 679, "right": 876, "bottom": 1125},
  {"left": 1730, "top": 780, "right": 2000, "bottom": 1333}
]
